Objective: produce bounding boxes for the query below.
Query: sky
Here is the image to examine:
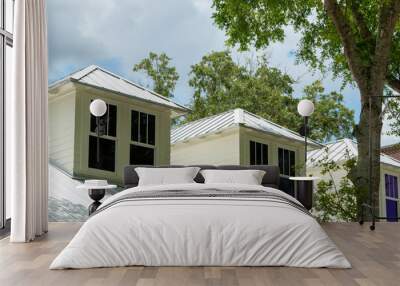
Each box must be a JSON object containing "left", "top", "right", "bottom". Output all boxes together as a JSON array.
[{"left": 47, "top": 0, "right": 399, "bottom": 145}]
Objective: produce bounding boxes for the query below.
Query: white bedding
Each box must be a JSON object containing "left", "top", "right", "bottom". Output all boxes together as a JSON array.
[{"left": 50, "top": 183, "right": 351, "bottom": 269}]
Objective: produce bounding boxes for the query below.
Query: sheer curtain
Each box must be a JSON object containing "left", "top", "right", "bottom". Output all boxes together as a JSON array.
[{"left": 7, "top": 0, "right": 48, "bottom": 242}]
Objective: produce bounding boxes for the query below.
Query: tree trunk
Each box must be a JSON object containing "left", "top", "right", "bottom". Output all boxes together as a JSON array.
[{"left": 351, "top": 90, "right": 383, "bottom": 219}]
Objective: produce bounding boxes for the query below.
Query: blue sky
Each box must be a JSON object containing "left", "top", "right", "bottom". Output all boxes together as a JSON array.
[{"left": 47, "top": 0, "right": 398, "bottom": 145}]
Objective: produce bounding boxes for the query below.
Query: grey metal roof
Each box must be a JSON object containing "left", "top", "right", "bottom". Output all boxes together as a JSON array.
[
  {"left": 49, "top": 65, "right": 189, "bottom": 116},
  {"left": 171, "top": 108, "right": 322, "bottom": 148},
  {"left": 307, "top": 138, "right": 400, "bottom": 168}
]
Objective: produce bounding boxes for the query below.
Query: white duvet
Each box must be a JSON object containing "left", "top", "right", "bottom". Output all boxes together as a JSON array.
[{"left": 50, "top": 183, "right": 351, "bottom": 269}]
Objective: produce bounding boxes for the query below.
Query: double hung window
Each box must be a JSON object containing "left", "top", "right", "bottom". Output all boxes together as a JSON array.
[
  {"left": 130, "top": 110, "right": 155, "bottom": 165},
  {"left": 88, "top": 103, "right": 117, "bottom": 172}
]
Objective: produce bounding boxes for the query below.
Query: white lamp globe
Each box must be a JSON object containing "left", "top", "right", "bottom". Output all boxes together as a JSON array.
[
  {"left": 90, "top": 99, "right": 107, "bottom": 117},
  {"left": 297, "top": 99, "right": 315, "bottom": 117}
]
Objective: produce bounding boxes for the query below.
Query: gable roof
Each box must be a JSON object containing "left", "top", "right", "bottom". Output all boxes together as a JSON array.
[
  {"left": 171, "top": 108, "right": 322, "bottom": 148},
  {"left": 307, "top": 138, "right": 400, "bottom": 168},
  {"left": 49, "top": 65, "right": 189, "bottom": 117}
]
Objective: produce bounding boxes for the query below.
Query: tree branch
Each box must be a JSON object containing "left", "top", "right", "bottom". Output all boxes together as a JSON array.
[
  {"left": 387, "top": 78, "right": 400, "bottom": 94},
  {"left": 349, "top": 0, "right": 372, "bottom": 42},
  {"left": 371, "top": 0, "right": 400, "bottom": 90},
  {"left": 324, "top": 0, "right": 367, "bottom": 91}
]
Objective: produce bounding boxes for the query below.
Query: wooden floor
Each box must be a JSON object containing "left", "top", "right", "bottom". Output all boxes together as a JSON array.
[{"left": 0, "top": 223, "right": 399, "bottom": 286}]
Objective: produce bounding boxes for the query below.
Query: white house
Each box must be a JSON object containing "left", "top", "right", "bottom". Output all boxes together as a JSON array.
[
  {"left": 48, "top": 65, "right": 188, "bottom": 185},
  {"left": 307, "top": 139, "right": 400, "bottom": 219},
  {"left": 171, "top": 108, "right": 322, "bottom": 194}
]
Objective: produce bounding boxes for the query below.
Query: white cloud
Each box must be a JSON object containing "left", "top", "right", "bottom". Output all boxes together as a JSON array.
[
  {"left": 48, "top": 1, "right": 355, "bottom": 104},
  {"left": 49, "top": 0, "right": 399, "bottom": 145},
  {"left": 48, "top": 0, "right": 226, "bottom": 106}
]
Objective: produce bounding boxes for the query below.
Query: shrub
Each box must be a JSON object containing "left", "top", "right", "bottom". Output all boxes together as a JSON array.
[{"left": 311, "top": 151, "right": 358, "bottom": 222}]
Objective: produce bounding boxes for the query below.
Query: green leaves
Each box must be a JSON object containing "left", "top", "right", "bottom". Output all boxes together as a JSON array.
[
  {"left": 304, "top": 81, "right": 355, "bottom": 142},
  {"left": 312, "top": 154, "right": 358, "bottom": 222},
  {"left": 212, "top": 0, "right": 400, "bottom": 96},
  {"left": 133, "top": 52, "right": 179, "bottom": 98},
  {"left": 186, "top": 51, "right": 354, "bottom": 142},
  {"left": 186, "top": 50, "right": 298, "bottom": 127}
]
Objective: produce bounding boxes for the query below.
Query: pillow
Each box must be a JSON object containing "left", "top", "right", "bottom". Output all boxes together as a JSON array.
[
  {"left": 135, "top": 167, "right": 201, "bottom": 186},
  {"left": 200, "top": 169, "right": 266, "bottom": 185}
]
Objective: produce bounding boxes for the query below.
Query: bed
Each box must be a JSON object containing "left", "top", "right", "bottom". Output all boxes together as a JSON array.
[{"left": 50, "top": 165, "right": 351, "bottom": 269}]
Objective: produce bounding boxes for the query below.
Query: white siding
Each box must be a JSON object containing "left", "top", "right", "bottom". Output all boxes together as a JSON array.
[
  {"left": 49, "top": 91, "right": 76, "bottom": 174},
  {"left": 171, "top": 128, "right": 240, "bottom": 165},
  {"left": 240, "top": 127, "right": 306, "bottom": 175},
  {"left": 171, "top": 125, "right": 306, "bottom": 172}
]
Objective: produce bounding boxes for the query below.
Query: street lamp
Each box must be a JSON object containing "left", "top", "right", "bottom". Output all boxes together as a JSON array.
[
  {"left": 297, "top": 99, "right": 315, "bottom": 165},
  {"left": 89, "top": 99, "right": 107, "bottom": 165}
]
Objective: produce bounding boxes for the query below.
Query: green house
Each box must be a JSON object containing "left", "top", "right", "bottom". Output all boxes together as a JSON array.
[{"left": 48, "top": 65, "right": 188, "bottom": 185}]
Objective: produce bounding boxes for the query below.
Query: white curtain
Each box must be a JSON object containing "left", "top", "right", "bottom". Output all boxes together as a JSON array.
[{"left": 8, "top": 0, "right": 48, "bottom": 242}]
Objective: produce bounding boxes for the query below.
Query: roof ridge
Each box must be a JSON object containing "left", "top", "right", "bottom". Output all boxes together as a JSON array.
[
  {"left": 48, "top": 65, "right": 98, "bottom": 88},
  {"left": 50, "top": 64, "right": 186, "bottom": 108},
  {"left": 172, "top": 110, "right": 235, "bottom": 131},
  {"left": 91, "top": 65, "right": 184, "bottom": 107},
  {"left": 73, "top": 65, "right": 99, "bottom": 81},
  {"left": 240, "top": 109, "right": 322, "bottom": 146},
  {"left": 325, "top": 138, "right": 357, "bottom": 145}
]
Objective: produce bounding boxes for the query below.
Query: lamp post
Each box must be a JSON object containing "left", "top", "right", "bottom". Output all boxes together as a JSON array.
[
  {"left": 297, "top": 99, "right": 315, "bottom": 166},
  {"left": 89, "top": 99, "right": 107, "bottom": 166}
]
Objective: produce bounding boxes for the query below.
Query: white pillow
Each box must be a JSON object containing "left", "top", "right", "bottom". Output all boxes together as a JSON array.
[
  {"left": 200, "top": 169, "right": 266, "bottom": 185},
  {"left": 135, "top": 167, "right": 201, "bottom": 186}
]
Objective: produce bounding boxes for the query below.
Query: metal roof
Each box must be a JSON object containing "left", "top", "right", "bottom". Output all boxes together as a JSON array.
[
  {"left": 49, "top": 65, "right": 189, "bottom": 116},
  {"left": 307, "top": 138, "right": 400, "bottom": 168},
  {"left": 171, "top": 108, "right": 322, "bottom": 148}
]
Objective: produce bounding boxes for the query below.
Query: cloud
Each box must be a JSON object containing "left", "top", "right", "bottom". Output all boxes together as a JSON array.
[
  {"left": 48, "top": 0, "right": 398, "bottom": 145},
  {"left": 47, "top": 0, "right": 226, "bottom": 106},
  {"left": 47, "top": 0, "right": 354, "bottom": 105}
]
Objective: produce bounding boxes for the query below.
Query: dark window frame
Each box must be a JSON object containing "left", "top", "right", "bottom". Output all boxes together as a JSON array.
[
  {"left": 249, "top": 140, "right": 268, "bottom": 165},
  {"left": 129, "top": 144, "right": 155, "bottom": 166},
  {"left": 88, "top": 135, "right": 116, "bottom": 172},
  {"left": 278, "top": 147, "right": 296, "bottom": 177},
  {"left": 90, "top": 102, "right": 117, "bottom": 137},
  {"left": 1, "top": 0, "right": 14, "bottom": 230},
  {"left": 88, "top": 100, "right": 118, "bottom": 173},
  {"left": 130, "top": 109, "right": 156, "bottom": 146},
  {"left": 130, "top": 109, "right": 156, "bottom": 166}
]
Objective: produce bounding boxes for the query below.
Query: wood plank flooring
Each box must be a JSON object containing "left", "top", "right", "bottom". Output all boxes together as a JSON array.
[{"left": 0, "top": 222, "right": 399, "bottom": 286}]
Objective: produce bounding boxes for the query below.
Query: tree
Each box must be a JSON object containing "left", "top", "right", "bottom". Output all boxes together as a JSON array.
[
  {"left": 212, "top": 0, "right": 400, "bottom": 215},
  {"left": 312, "top": 153, "right": 358, "bottom": 222},
  {"left": 385, "top": 96, "right": 400, "bottom": 137},
  {"left": 187, "top": 51, "right": 298, "bottom": 127},
  {"left": 187, "top": 50, "right": 354, "bottom": 142},
  {"left": 133, "top": 52, "right": 179, "bottom": 98},
  {"left": 304, "top": 81, "right": 354, "bottom": 142}
]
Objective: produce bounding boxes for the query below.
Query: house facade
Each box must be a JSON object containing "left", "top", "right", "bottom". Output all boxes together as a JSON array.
[
  {"left": 171, "top": 109, "right": 322, "bottom": 194},
  {"left": 48, "top": 65, "right": 188, "bottom": 185},
  {"left": 307, "top": 139, "right": 400, "bottom": 219}
]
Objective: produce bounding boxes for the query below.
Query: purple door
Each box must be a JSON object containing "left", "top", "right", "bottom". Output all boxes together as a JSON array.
[{"left": 385, "top": 174, "right": 398, "bottom": 222}]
